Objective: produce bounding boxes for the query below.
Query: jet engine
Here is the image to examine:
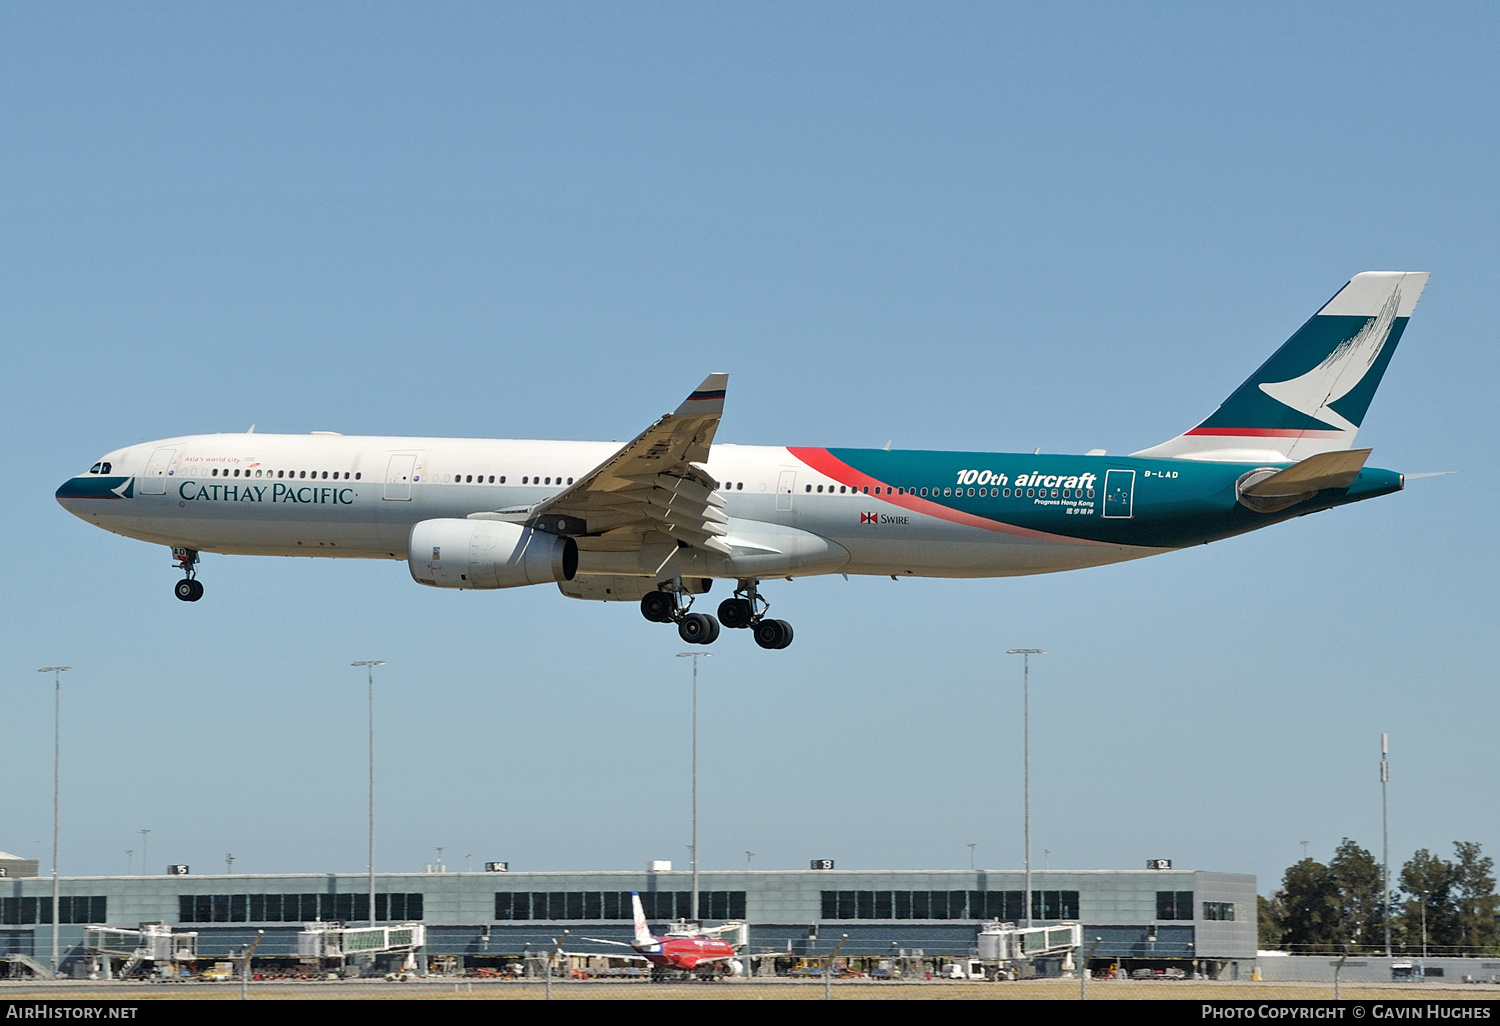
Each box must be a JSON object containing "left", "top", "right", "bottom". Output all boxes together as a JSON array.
[{"left": 408, "top": 519, "right": 577, "bottom": 590}]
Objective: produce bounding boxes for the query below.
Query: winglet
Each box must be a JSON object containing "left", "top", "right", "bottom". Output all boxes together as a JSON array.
[{"left": 674, "top": 373, "right": 728, "bottom": 417}]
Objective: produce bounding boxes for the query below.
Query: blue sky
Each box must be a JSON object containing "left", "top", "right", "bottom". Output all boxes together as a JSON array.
[{"left": 3, "top": 3, "right": 1496, "bottom": 894}]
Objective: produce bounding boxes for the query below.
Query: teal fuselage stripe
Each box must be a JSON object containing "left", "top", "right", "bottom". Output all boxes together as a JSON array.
[{"left": 823, "top": 448, "right": 1402, "bottom": 549}]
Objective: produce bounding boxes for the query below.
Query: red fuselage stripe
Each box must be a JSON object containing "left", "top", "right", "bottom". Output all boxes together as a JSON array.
[{"left": 1184, "top": 427, "right": 1343, "bottom": 437}]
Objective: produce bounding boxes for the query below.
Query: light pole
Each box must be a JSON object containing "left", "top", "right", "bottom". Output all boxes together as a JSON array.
[
  {"left": 677, "top": 651, "right": 711, "bottom": 922},
  {"left": 1381, "top": 733, "right": 1391, "bottom": 959},
  {"left": 968, "top": 843, "right": 977, "bottom": 871},
  {"left": 1007, "top": 649, "right": 1043, "bottom": 928},
  {"left": 352, "top": 660, "right": 385, "bottom": 925},
  {"left": 139, "top": 830, "right": 150, "bottom": 875},
  {"left": 38, "top": 666, "right": 71, "bottom": 976},
  {"left": 126, "top": 850, "right": 133, "bottom": 876}
]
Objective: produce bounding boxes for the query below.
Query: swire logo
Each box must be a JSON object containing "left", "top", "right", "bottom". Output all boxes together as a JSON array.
[{"left": 861, "top": 512, "right": 878, "bottom": 524}]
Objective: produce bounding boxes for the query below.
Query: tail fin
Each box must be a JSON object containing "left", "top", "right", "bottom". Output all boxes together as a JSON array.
[
  {"left": 1133, "top": 272, "right": 1428, "bottom": 462},
  {"left": 631, "top": 892, "right": 655, "bottom": 947}
]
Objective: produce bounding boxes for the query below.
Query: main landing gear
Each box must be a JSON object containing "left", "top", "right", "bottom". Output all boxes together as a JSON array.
[
  {"left": 639, "top": 583, "right": 720, "bottom": 646},
  {"left": 172, "top": 547, "right": 203, "bottom": 602},
  {"left": 639, "top": 578, "right": 793, "bottom": 649},
  {"left": 720, "top": 580, "right": 793, "bottom": 650}
]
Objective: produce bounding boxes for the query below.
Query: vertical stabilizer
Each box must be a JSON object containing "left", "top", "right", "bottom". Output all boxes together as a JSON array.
[
  {"left": 1132, "top": 272, "right": 1428, "bottom": 462},
  {"left": 631, "top": 891, "right": 656, "bottom": 948}
]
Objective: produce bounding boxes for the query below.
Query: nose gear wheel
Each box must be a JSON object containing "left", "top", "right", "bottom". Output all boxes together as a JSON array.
[{"left": 171, "top": 547, "right": 203, "bottom": 602}]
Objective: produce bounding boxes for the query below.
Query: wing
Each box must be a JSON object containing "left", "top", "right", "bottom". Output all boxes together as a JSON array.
[{"left": 518, "top": 374, "right": 733, "bottom": 561}]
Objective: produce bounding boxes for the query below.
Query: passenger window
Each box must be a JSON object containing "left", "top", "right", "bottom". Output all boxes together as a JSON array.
[
  {"left": 568, "top": 477, "right": 574, "bottom": 485},
  {"left": 499, "top": 476, "right": 506, "bottom": 484},
  {"left": 805, "top": 485, "right": 812, "bottom": 492}
]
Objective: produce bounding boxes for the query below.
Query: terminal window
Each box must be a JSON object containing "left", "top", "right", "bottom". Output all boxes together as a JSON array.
[
  {"left": 822, "top": 890, "right": 1078, "bottom": 921},
  {"left": 494, "top": 890, "right": 746, "bottom": 921},
  {"left": 1, "top": 896, "right": 106, "bottom": 925},
  {"left": 1202, "top": 901, "right": 1235, "bottom": 921},
  {"left": 1156, "top": 891, "right": 1195, "bottom": 920},
  {"left": 177, "top": 892, "right": 423, "bottom": 923}
]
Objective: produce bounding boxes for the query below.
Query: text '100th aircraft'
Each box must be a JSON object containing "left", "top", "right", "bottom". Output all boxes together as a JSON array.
[{"left": 59, "top": 272, "right": 1427, "bottom": 650}]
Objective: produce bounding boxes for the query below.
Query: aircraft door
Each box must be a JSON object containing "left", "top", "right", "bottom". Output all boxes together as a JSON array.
[
  {"left": 776, "top": 470, "right": 796, "bottom": 511},
  {"left": 384, "top": 454, "right": 418, "bottom": 500},
  {"left": 140, "top": 447, "right": 176, "bottom": 495},
  {"left": 1102, "top": 469, "right": 1135, "bottom": 519}
]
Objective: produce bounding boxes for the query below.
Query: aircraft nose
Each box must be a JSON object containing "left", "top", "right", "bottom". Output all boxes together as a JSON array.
[{"left": 55, "top": 474, "right": 133, "bottom": 509}]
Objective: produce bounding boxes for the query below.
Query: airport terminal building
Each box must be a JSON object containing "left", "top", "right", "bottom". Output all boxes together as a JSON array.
[{"left": 0, "top": 864, "right": 1257, "bottom": 977}]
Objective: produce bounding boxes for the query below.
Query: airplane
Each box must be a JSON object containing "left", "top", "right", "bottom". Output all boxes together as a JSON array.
[
  {"left": 56, "top": 271, "right": 1427, "bottom": 650},
  {"left": 576, "top": 892, "right": 743, "bottom": 980}
]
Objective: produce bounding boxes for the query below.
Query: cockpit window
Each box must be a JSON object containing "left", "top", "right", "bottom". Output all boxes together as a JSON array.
[
  {"left": 101, "top": 462, "right": 111, "bottom": 474},
  {"left": 89, "top": 463, "right": 102, "bottom": 474}
]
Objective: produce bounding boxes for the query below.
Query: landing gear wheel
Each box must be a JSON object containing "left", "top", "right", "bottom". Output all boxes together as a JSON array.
[
  {"left": 174, "top": 579, "right": 196, "bottom": 602},
  {"left": 640, "top": 591, "right": 675, "bottom": 623},
  {"left": 187, "top": 579, "right": 203, "bottom": 601},
  {"left": 717, "top": 597, "right": 753, "bottom": 629},
  {"left": 678, "top": 612, "right": 719, "bottom": 645},
  {"left": 753, "top": 618, "right": 794, "bottom": 650}
]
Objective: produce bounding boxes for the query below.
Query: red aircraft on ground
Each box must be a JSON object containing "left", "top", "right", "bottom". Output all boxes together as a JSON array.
[{"left": 582, "top": 891, "right": 743, "bottom": 979}]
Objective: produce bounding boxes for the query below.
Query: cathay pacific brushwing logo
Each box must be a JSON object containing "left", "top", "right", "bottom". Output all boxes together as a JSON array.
[{"left": 1257, "top": 287, "right": 1401, "bottom": 434}]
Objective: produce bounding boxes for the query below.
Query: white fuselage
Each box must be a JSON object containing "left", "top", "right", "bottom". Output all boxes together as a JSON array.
[{"left": 59, "top": 433, "right": 1161, "bottom": 587}]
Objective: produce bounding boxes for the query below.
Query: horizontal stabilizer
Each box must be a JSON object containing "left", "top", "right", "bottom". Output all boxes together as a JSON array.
[{"left": 1242, "top": 448, "right": 1371, "bottom": 497}]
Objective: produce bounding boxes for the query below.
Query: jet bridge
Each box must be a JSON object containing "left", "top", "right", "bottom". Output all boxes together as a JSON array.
[
  {"left": 977, "top": 921, "right": 1082, "bottom": 970},
  {"left": 296, "top": 922, "right": 426, "bottom": 959},
  {"left": 84, "top": 923, "right": 198, "bottom": 979}
]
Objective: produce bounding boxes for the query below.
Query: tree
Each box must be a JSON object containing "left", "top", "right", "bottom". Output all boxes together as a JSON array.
[
  {"left": 1396, "top": 847, "right": 1455, "bottom": 953},
  {"left": 1257, "top": 894, "right": 1282, "bottom": 950},
  {"left": 1394, "top": 842, "right": 1498, "bottom": 955},
  {"left": 1270, "top": 840, "right": 1386, "bottom": 953},
  {"left": 1328, "top": 839, "right": 1386, "bottom": 952},
  {"left": 1274, "top": 857, "right": 1338, "bottom": 953},
  {"left": 1451, "top": 842, "right": 1499, "bottom": 955}
]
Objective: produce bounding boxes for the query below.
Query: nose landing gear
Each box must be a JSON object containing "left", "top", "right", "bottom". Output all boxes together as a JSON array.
[{"left": 172, "top": 547, "right": 203, "bottom": 602}]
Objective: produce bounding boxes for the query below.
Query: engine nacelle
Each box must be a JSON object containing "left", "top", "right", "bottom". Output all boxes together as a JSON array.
[{"left": 408, "top": 519, "right": 577, "bottom": 590}]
